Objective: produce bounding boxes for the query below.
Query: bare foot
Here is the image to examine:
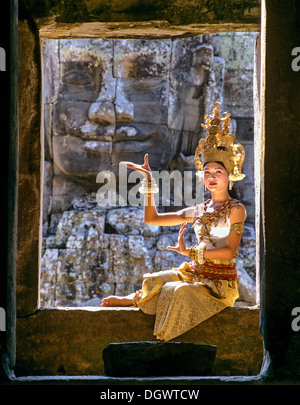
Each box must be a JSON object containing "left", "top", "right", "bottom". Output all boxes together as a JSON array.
[{"left": 101, "top": 294, "right": 134, "bottom": 307}]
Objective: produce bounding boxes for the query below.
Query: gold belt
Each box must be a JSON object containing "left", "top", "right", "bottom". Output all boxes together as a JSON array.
[{"left": 190, "top": 259, "right": 237, "bottom": 279}]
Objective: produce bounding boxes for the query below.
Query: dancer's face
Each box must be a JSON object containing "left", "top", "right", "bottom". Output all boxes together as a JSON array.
[{"left": 203, "top": 162, "right": 229, "bottom": 193}]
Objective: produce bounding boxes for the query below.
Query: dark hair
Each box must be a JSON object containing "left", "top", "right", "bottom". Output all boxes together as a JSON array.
[
  {"left": 203, "top": 161, "right": 226, "bottom": 170},
  {"left": 203, "top": 161, "right": 242, "bottom": 200}
]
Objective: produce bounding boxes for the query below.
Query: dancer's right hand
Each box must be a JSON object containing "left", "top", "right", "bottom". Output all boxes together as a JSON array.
[{"left": 120, "top": 153, "right": 152, "bottom": 179}]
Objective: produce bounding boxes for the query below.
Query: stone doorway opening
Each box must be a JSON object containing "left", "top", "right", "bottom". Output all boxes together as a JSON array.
[{"left": 40, "top": 33, "right": 258, "bottom": 309}]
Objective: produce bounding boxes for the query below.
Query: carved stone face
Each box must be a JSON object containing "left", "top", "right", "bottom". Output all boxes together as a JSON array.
[
  {"left": 51, "top": 39, "right": 176, "bottom": 184},
  {"left": 44, "top": 38, "right": 214, "bottom": 211}
]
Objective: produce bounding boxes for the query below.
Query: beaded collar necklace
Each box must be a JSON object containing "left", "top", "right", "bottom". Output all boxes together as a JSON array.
[{"left": 192, "top": 198, "right": 240, "bottom": 247}]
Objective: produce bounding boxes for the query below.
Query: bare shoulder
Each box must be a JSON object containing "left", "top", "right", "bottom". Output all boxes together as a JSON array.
[{"left": 230, "top": 200, "right": 247, "bottom": 222}]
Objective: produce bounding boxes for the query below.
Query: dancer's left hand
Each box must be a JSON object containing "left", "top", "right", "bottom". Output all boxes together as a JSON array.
[{"left": 166, "top": 222, "right": 189, "bottom": 256}]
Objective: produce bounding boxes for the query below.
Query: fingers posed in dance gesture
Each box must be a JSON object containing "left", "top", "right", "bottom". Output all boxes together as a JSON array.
[
  {"left": 166, "top": 222, "right": 190, "bottom": 257},
  {"left": 120, "top": 153, "right": 152, "bottom": 179}
]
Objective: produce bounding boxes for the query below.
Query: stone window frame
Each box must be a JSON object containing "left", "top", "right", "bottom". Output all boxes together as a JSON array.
[
  {"left": 18, "top": 20, "right": 262, "bottom": 317},
  {"left": 14, "top": 8, "right": 269, "bottom": 382}
]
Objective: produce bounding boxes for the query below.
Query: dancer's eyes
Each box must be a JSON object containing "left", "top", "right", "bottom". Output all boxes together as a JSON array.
[{"left": 204, "top": 170, "right": 223, "bottom": 175}]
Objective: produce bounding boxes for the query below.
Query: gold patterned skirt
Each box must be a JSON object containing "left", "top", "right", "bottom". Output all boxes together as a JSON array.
[{"left": 133, "top": 260, "right": 239, "bottom": 341}]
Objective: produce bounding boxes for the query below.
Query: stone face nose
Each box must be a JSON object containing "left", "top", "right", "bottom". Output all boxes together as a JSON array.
[
  {"left": 88, "top": 98, "right": 135, "bottom": 125},
  {"left": 88, "top": 101, "right": 116, "bottom": 126}
]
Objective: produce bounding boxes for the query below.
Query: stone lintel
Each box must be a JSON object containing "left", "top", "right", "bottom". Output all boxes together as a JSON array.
[{"left": 39, "top": 21, "right": 260, "bottom": 40}]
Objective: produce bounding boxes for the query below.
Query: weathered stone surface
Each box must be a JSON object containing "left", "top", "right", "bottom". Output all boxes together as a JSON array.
[
  {"left": 40, "top": 34, "right": 257, "bottom": 308},
  {"left": 115, "top": 92, "right": 134, "bottom": 123},
  {"left": 53, "top": 101, "right": 115, "bottom": 139},
  {"left": 15, "top": 306, "right": 263, "bottom": 377},
  {"left": 42, "top": 40, "right": 60, "bottom": 104},
  {"left": 103, "top": 341, "right": 217, "bottom": 376},
  {"left": 88, "top": 101, "right": 116, "bottom": 126},
  {"left": 114, "top": 39, "right": 171, "bottom": 79},
  {"left": 51, "top": 174, "right": 91, "bottom": 213},
  {"left": 106, "top": 207, "right": 160, "bottom": 236},
  {"left": 238, "top": 223, "right": 256, "bottom": 280},
  {"left": 211, "top": 32, "right": 258, "bottom": 117},
  {"left": 128, "top": 235, "right": 155, "bottom": 288},
  {"left": 17, "top": 20, "right": 41, "bottom": 316},
  {"left": 116, "top": 78, "right": 169, "bottom": 124},
  {"left": 59, "top": 39, "right": 110, "bottom": 102},
  {"left": 41, "top": 210, "right": 110, "bottom": 306},
  {"left": 40, "top": 249, "right": 57, "bottom": 307},
  {"left": 112, "top": 123, "right": 175, "bottom": 170},
  {"left": 29, "top": 1, "right": 260, "bottom": 28},
  {"left": 168, "top": 38, "right": 214, "bottom": 133},
  {"left": 42, "top": 160, "right": 53, "bottom": 224},
  {"left": 49, "top": 39, "right": 117, "bottom": 153},
  {"left": 40, "top": 204, "right": 256, "bottom": 307},
  {"left": 237, "top": 260, "right": 256, "bottom": 304},
  {"left": 52, "top": 135, "right": 112, "bottom": 178},
  {"left": 54, "top": 210, "right": 106, "bottom": 247}
]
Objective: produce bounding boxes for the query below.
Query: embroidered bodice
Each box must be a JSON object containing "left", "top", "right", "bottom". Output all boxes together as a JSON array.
[{"left": 192, "top": 199, "right": 242, "bottom": 249}]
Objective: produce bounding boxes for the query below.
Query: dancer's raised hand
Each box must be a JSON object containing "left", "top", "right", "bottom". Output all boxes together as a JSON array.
[{"left": 120, "top": 153, "right": 152, "bottom": 179}]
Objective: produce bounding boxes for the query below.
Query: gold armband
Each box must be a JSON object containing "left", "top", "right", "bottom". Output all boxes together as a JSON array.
[{"left": 230, "top": 222, "right": 243, "bottom": 235}]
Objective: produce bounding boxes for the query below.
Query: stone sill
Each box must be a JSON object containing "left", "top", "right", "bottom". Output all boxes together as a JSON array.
[
  {"left": 9, "top": 374, "right": 264, "bottom": 386},
  {"left": 16, "top": 306, "right": 263, "bottom": 378}
]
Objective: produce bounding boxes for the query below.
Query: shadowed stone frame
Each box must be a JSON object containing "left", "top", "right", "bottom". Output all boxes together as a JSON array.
[{"left": 4, "top": 0, "right": 299, "bottom": 382}]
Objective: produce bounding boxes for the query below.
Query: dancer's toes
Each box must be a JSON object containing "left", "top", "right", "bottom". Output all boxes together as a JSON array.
[{"left": 101, "top": 295, "right": 133, "bottom": 307}]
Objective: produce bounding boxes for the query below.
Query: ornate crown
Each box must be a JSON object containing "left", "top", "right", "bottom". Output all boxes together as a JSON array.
[{"left": 195, "top": 102, "right": 245, "bottom": 189}]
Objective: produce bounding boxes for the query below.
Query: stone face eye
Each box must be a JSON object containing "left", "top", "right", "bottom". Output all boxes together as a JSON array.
[{"left": 63, "top": 71, "right": 91, "bottom": 86}]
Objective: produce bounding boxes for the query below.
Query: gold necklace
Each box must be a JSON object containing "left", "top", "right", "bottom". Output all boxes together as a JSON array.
[{"left": 193, "top": 199, "right": 239, "bottom": 247}]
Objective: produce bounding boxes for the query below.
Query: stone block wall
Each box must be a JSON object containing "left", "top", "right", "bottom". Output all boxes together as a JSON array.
[{"left": 41, "top": 204, "right": 256, "bottom": 307}]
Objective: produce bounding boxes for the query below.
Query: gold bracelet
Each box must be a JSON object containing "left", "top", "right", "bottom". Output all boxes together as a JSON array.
[
  {"left": 139, "top": 177, "right": 159, "bottom": 195},
  {"left": 188, "top": 246, "right": 196, "bottom": 261},
  {"left": 195, "top": 242, "right": 206, "bottom": 264},
  {"left": 230, "top": 222, "right": 243, "bottom": 235},
  {"left": 189, "top": 243, "right": 206, "bottom": 264}
]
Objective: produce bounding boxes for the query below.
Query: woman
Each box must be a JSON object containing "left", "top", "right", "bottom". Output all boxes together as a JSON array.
[{"left": 101, "top": 102, "right": 247, "bottom": 341}]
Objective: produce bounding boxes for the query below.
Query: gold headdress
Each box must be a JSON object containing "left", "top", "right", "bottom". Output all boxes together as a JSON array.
[{"left": 195, "top": 101, "right": 245, "bottom": 189}]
